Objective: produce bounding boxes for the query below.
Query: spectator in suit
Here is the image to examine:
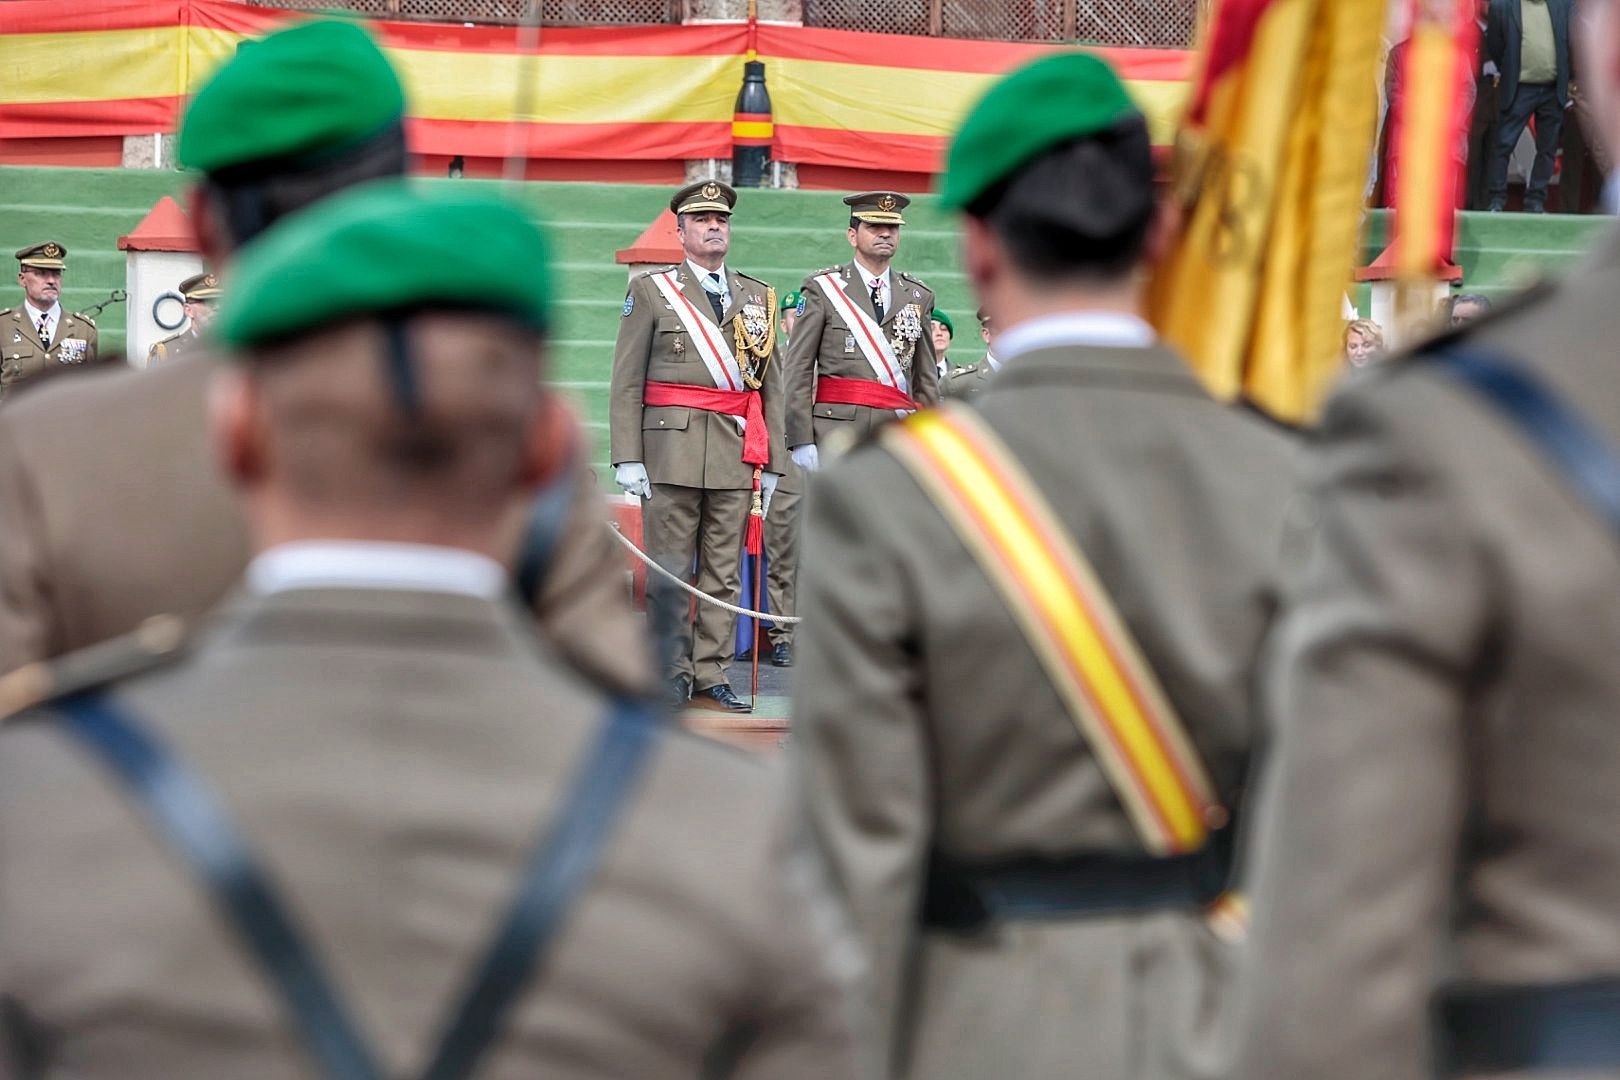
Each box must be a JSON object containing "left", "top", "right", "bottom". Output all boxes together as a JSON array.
[{"left": 1485, "top": 0, "right": 1574, "bottom": 212}]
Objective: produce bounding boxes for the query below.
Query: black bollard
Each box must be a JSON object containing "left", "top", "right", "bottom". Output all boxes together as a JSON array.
[{"left": 732, "top": 60, "right": 773, "bottom": 188}]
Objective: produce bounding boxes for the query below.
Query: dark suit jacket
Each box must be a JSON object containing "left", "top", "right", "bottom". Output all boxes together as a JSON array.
[{"left": 1486, "top": 0, "right": 1572, "bottom": 107}]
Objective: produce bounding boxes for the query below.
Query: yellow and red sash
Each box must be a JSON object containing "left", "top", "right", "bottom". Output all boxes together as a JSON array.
[{"left": 881, "top": 405, "right": 1225, "bottom": 856}]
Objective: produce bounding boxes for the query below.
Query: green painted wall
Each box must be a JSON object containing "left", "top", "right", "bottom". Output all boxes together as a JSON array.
[{"left": 0, "top": 165, "right": 1608, "bottom": 474}]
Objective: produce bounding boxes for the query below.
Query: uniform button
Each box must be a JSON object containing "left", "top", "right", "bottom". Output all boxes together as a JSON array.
[{"left": 659, "top": 420, "right": 665, "bottom": 426}]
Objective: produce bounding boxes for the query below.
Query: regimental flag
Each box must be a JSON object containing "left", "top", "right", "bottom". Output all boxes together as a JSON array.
[
  {"left": 1148, "top": 0, "right": 1391, "bottom": 424},
  {"left": 1389, "top": 0, "right": 1479, "bottom": 279}
]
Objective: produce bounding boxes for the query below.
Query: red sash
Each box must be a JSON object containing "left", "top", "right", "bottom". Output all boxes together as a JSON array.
[
  {"left": 644, "top": 381, "right": 769, "bottom": 466},
  {"left": 815, "top": 375, "right": 918, "bottom": 413}
]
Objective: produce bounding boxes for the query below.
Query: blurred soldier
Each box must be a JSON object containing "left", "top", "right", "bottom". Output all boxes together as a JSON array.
[
  {"left": 2, "top": 242, "right": 98, "bottom": 402},
  {"left": 609, "top": 181, "right": 786, "bottom": 711},
  {"left": 929, "top": 308, "right": 953, "bottom": 380},
  {"left": 0, "top": 20, "right": 652, "bottom": 697},
  {"left": 783, "top": 192, "right": 938, "bottom": 472},
  {"left": 790, "top": 54, "right": 1295, "bottom": 1079},
  {"left": 146, "top": 271, "right": 221, "bottom": 367},
  {"left": 940, "top": 307, "right": 998, "bottom": 400},
  {"left": 0, "top": 181, "right": 870, "bottom": 1080},
  {"left": 1235, "top": 0, "right": 1620, "bottom": 1075}
]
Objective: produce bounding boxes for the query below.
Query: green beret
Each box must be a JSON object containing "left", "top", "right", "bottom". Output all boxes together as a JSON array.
[
  {"left": 179, "top": 20, "right": 406, "bottom": 176},
  {"left": 930, "top": 309, "right": 954, "bottom": 336},
  {"left": 216, "top": 180, "right": 552, "bottom": 348},
  {"left": 939, "top": 52, "right": 1140, "bottom": 212},
  {"left": 780, "top": 289, "right": 802, "bottom": 312}
]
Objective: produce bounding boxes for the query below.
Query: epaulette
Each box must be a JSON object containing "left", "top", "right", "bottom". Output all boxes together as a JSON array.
[
  {"left": 0, "top": 308, "right": 12, "bottom": 319},
  {"left": 898, "top": 270, "right": 931, "bottom": 290},
  {"left": 67, "top": 311, "right": 95, "bottom": 326},
  {"left": 948, "top": 363, "right": 981, "bottom": 379},
  {"left": 733, "top": 270, "right": 772, "bottom": 288},
  {"left": 0, "top": 615, "right": 187, "bottom": 724},
  {"left": 636, "top": 265, "right": 679, "bottom": 280}
]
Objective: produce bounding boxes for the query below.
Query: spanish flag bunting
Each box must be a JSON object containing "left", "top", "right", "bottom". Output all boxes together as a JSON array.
[{"left": 1148, "top": 0, "right": 1391, "bottom": 423}]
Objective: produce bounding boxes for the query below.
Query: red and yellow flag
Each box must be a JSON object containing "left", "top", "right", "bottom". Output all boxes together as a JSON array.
[
  {"left": 1148, "top": 0, "right": 1390, "bottom": 423},
  {"left": 1389, "top": 0, "right": 1480, "bottom": 279}
]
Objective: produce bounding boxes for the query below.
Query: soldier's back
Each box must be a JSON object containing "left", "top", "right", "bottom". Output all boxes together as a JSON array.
[
  {"left": 0, "top": 587, "right": 868, "bottom": 1078},
  {"left": 795, "top": 339, "right": 1297, "bottom": 1079},
  {"left": 1238, "top": 227, "right": 1620, "bottom": 1079}
]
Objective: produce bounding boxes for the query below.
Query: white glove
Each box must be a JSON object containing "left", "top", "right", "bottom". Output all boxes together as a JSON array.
[
  {"left": 791, "top": 444, "right": 820, "bottom": 472},
  {"left": 614, "top": 462, "right": 652, "bottom": 500},
  {"left": 759, "top": 471, "right": 781, "bottom": 519}
]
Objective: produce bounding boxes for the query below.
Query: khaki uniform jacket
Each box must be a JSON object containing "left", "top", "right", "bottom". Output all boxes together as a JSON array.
[
  {"left": 608, "top": 265, "right": 787, "bottom": 490},
  {"left": 0, "top": 306, "right": 98, "bottom": 403},
  {"left": 783, "top": 263, "right": 939, "bottom": 452},
  {"left": 938, "top": 360, "right": 994, "bottom": 401},
  {"left": 145, "top": 328, "right": 199, "bottom": 367},
  {"left": 1236, "top": 228, "right": 1620, "bottom": 1080},
  {"left": 0, "top": 585, "right": 873, "bottom": 1079},
  {"left": 0, "top": 353, "right": 654, "bottom": 697},
  {"left": 790, "top": 341, "right": 1297, "bottom": 1079}
]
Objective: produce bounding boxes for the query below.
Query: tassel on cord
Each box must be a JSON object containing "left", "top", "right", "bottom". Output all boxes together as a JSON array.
[{"left": 745, "top": 466, "right": 764, "bottom": 555}]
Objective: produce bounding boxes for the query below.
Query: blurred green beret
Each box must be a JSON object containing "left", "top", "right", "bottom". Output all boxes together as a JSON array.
[
  {"left": 930, "top": 309, "right": 954, "bottom": 336},
  {"left": 216, "top": 180, "right": 552, "bottom": 348},
  {"left": 780, "top": 289, "right": 802, "bottom": 312},
  {"left": 179, "top": 20, "right": 406, "bottom": 176},
  {"left": 939, "top": 52, "right": 1140, "bottom": 212}
]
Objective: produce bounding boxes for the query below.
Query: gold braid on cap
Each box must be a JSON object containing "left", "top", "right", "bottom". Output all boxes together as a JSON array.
[{"left": 733, "top": 284, "right": 777, "bottom": 390}]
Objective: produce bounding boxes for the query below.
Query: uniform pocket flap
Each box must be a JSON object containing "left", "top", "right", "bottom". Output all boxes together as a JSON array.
[
  {"left": 813, "top": 402, "right": 859, "bottom": 421},
  {"left": 643, "top": 405, "right": 691, "bottom": 430},
  {"left": 655, "top": 316, "right": 684, "bottom": 333}
]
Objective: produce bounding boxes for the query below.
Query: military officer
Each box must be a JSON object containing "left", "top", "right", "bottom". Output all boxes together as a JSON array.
[
  {"left": 789, "top": 54, "right": 1296, "bottom": 1079},
  {"left": 929, "top": 308, "right": 954, "bottom": 379},
  {"left": 145, "top": 271, "right": 220, "bottom": 367},
  {"left": 0, "top": 181, "right": 871, "bottom": 1080},
  {"left": 0, "top": 20, "right": 653, "bottom": 699},
  {"left": 2, "top": 242, "right": 98, "bottom": 403},
  {"left": 780, "top": 288, "right": 803, "bottom": 340},
  {"left": 1234, "top": 0, "right": 1620, "bottom": 1073},
  {"left": 609, "top": 180, "right": 787, "bottom": 711},
  {"left": 783, "top": 192, "right": 938, "bottom": 472},
  {"left": 939, "top": 307, "right": 999, "bottom": 400}
]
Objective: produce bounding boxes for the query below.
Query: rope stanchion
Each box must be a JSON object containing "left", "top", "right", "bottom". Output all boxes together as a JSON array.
[{"left": 608, "top": 523, "right": 802, "bottom": 626}]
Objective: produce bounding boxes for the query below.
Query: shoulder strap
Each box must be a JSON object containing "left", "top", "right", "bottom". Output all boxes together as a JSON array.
[
  {"left": 52, "top": 692, "right": 663, "bottom": 1080},
  {"left": 1430, "top": 345, "right": 1620, "bottom": 538},
  {"left": 880, "top": 405, "right": 1224, "bottom": 856},
  {"left": 512, "top": 449, "right": 579, "bottom": 609}
]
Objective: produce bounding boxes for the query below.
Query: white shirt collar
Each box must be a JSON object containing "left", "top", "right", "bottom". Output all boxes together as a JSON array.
[
  {"left": 23, "top": 299, "right": 60, "bottom": 327},
  {"left": 852, "top": 258, "right": 892, "bottom": 292},
  {"left": 994, "top": 311, "right": 1156, "bottom": 364},
  {"left": 687, "top": 260, "right": 729, "bottom": 292},
  {"left": 247, "top": 540, "right": 506, "bottom": 600},
  {"left": 985, "top": 349, "right": 1002, "bottom": 372}
]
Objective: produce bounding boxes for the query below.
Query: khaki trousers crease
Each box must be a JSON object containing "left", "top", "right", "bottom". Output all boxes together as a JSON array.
[{"left": 643, "top": 483, "right": 749, "bottom": 691}]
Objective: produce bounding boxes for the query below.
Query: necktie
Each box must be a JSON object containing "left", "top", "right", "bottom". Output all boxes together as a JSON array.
[
  {"left": 870, "top": 280, "right": 886, "bottom": 322},
  {"left": 704, "top": 273, "right": 726, "bottom": 323},
  {"left": 37, "top": 316, "right": 50, "bottom": 350}
]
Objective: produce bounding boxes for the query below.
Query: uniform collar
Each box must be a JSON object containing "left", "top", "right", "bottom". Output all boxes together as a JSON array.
[
  {"left": 247, "top": 540, "right": 506, "bottom": 600},
  {"left": 852, "top": 257, "right": 892, "bottom": 291},
  {"left": 686, "top": 259, "right": 729, "bottom": 289},
  {"left": 23, "top": 299, "right": 60, "bottom": 325},
  {"left": 995, "top": 311, "right": 1156, "bottom": 364}
]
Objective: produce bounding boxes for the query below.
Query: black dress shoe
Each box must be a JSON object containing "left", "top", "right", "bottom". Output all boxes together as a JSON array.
[
  {"left": 691, "top": 683, "right": 750, "bottom": 713},
  {"left": 665, "top": 674, "right": 692, "bottom": 709},
  {"left": 770, "top": 642, "right": 794, "bottom": 668}
]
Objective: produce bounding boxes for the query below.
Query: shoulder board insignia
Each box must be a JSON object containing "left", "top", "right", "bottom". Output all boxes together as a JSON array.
[
  {"left": 0, "top": 615, "right": 188, "bottom": 724},
  {"left": 0, "top": 308, "right": 12, "bottom": 317},
  {"left": 68, "top": 312, "right": 95, "bottom": 326},
  {"left": 949, "top": 363, "right": 980, "bottom": 379}
]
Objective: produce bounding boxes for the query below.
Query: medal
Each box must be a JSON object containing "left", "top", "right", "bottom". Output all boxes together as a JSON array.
[
  {"left": 890, "top": 304, "right": 923, "bottom": 370},
  {"left": 844, "top": 333, "right": 856, "bottom": 354}
]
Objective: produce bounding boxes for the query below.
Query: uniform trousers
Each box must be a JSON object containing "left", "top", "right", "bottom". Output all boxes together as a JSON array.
[
  {"left": 643, "top": 483, "right": 749, "bottom": 691},
  {"left": 763, "top": 485, "right": 801, "bottom": 647}
]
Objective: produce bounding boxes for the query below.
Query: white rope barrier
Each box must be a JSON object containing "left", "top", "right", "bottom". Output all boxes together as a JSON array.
[{"left": 608, "top": 523, "right": 803, "bottom": 626}]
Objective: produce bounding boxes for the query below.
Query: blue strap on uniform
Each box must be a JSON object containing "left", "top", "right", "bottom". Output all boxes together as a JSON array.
[
  {"left": 1431, "top": 346, "right": 1620, "bottom": 538},
  {"left": 53, "top": 693, "right": 662, "bottom": 1080},
  {"left": 55, "top": 693, "right": 384, "bottom": 1080}
]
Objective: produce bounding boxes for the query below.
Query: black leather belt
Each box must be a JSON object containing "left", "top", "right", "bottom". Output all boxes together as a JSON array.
[
  {"left": 921, "top": 839, "right": 1231, "bottom": 932},
  {"left": 1436, "top": 977, "right": 1620, "bottom": 1074}
]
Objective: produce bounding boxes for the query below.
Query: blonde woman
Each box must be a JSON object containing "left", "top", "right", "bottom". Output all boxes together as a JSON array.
[{"left": 1343, "top": 318, "right": 1385, "bottom": 367}]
